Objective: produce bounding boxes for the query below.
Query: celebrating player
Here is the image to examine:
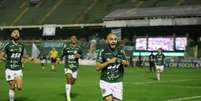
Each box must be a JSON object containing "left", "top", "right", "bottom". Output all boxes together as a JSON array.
[
  {"left": 49, "top": 48, "right": 58, "bottom": 71},
  {"left": 1, "top": 29, "right": 28, "bottom": 101},
  {"left": 155, "top": 48, "right": 165, "bottom": 80},
  {"left": 61, "top": 35, "right": 82, "bottom": 101},
  {"left": 96, "top": 32, "right": 129, "bottom": 101}
]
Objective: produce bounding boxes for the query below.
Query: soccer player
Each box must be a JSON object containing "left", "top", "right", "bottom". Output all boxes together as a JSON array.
[
  {"left": 40, "top": 55, "right": 46, "bottom": 70},
  {"left": 96, "top": 32, "right": 129, "bottom": 101},
  {"left": 155, "top": 48, "right": 165, "bottom": 80},
  {"left": 1, "top": 29, "right": 27, "bottom": 101},
  {"left": 149, "top": 51, "right": 155, "bottom": 72},
  {"left": 49, "top": 48, "right": 58, "bottom": 71},
  {"left": 61, "top": 35, "right": 82, "bottom": 101}
]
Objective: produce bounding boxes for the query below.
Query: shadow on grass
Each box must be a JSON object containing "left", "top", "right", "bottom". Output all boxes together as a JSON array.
[
  {"left": 5, "top": 97, "right": 28, "bottom": 101},
  {"left": 59, "top": 92, "right": 79, "bottom": 98}
]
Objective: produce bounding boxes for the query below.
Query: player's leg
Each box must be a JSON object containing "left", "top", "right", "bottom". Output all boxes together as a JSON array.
[
  {"left": 156, "top": 65, "right": 160, "bottom": 80},
  {"left": 157, "top": 66, "right": 164, "bottom": 80},
  {"left": 65, "top": 73, "right": 73, "bottom": 101},
  {"left": 15, "top": 76, "right": 23, "bottom": 90},
  {"left": 153, "top": 63, "right": 156, "bottom": 72},
  {"left": 149, "top": 62, "right": 152, "bottom": 72},
  {"left": 41, "top": 62, "right": 45, "bottom": 70},
  {"left": 8, "top": 80, "right": 16, "bottom": 101},
  {"left": 112, "top": 82, "right": 123, "bottom": 101},
  {"left": 15, "top": 70, "right": 23, "bottom": 90},
  {"left": 156, "top": 70, "right": 160, "bottom": 80},
  {"left": 6, "top": 69, "right": 16, "bottom": 101},
  {"left": 65, "top": 68, "right": 75, "bottom": 101},
  {"left": 100, "top": 80, "right": 113, "bottom": 101},
  {"left": 51, "top": 58, "right": 55, "bottom": 71},
  {"left": 70, "top": 71, "right": 78, "bottom": 85},
  {"left": 53, "top": 59, "right": 57, "bottom": 71},
  {"left": 104, "top": 96, "right": 113, "bottom": 101}
]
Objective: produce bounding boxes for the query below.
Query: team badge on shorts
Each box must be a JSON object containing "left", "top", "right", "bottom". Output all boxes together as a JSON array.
[
  {"left": 102, "top": 88, "right": 106, "bottom": 94},
  {"left": 8, "top": 75, "right": 11, "bottom": 79}
]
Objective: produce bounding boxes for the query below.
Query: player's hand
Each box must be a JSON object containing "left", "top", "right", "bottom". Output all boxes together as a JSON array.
[
  {"left": 75, "top": 53, "right": 81, "bottom": 58},
  {"left": 122, "top": 60, "right": 129, "bottom": 66},
  {"left": 108, "top": 57, "right": 117, "bottom": 64}
]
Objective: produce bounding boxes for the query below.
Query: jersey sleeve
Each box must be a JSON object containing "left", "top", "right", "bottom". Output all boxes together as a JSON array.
[
  {"left": 78, "top": 46, "right": 83, "bottom": 59},
  {"left": 120, "top": 49, "right": 127, "bottom": 60},
  {"left": 3, "top": 42, "right": 9, "bottom": 53},
  {"left": 77, "top": 46, "right": 82, "bottom": 55},
  {"left": 22, "top": 44, "right": 25, "bottom": 55},
  {"left": 60, "top": 44, "right": 67, "bottom": 60},
  {"left": 96, "top": 49, "right": 104, "bottom": 63}
]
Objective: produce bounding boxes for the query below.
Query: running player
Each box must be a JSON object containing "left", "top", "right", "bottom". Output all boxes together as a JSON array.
[
  {"left": 61, "top": 35, "right": 82, "bottom": 101},
  {"left": 49, "top": 48, "right": 58, "bottom": 71},
  {"left": 96, "top": 32, "right": 129, "bottom": 101},
  {"left": 155, "top": 48, "right": 165, "bottom": 80},
  {"left": 1, "top": 29, "right": 28, "bottom": 101},
  {"left": 40, "top": 55, "right": 46, "bottom": 70},
  {"left": 149, "top": 51, "right": 155, "bottom": 72}
]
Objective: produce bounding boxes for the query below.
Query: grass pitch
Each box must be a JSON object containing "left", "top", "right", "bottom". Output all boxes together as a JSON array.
[{"left": 0, "top": 64, "right": 201, "bottom": 101}]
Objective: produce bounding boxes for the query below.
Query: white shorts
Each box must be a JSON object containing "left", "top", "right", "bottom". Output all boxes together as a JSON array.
[
  {"left": 100, "top": 80, "right": 123, "bottom": 101},
  {"left": 64, "top": 68, "right": 78, "bottom": 79},
  {"left": 5, "top": 69, "right": 23, "bottom": 81},
  {"left": 41, "top": 59, "right": 45, "bottom": 64},
  {"left": 156, "top": 65, "right": 164, "bottom": 72}
]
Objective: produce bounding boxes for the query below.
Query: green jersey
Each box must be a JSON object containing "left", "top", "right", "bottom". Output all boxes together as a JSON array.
[
  {"left": 4, "top": 42, "right": 24, "bottom": 70},
  {"left": 62, "top": 43, "right": 82, "bottom": 72},
  {"left": 97, "top": 46, "right": 127, "bottom": 83},
  {"left": 155, "top": 53, "right": 165, "bottom": 65}
]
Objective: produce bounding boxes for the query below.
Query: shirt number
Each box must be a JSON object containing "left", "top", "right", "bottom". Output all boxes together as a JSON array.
[{"left": 11, "top": 53, "right": 21, "bottom": 59}]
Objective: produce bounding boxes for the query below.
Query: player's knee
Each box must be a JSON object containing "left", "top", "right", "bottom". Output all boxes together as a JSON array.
[
  {"left": 17, "top": 87, "right": 22, "bottom": 91},
  {"left": 9, "top": 84, "right": 15, "bottom": 90},
  {"left": 71, "top": 79, "right": 76, "bottom": 85},
  {"left": 104, "top": 96, "right": 113, "bottom": 101},
  {"left": 10, "top": 86, "right": 15, "bottom": 90},
  {"left": 9, "top": 82, "right": 15, "bottom": 90},
  {"left": 16, "top": 84, "right": 23, "bottom": 90},
  {"left": 67, "top": 78, "right": 72, "bottom": 84}
]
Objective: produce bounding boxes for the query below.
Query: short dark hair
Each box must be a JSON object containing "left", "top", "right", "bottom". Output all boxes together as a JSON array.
[{"left": 105, "top": 32, "right": 116, "bottom": 40}]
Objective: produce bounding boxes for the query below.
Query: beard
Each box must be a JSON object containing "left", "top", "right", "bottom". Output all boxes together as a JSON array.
[{"left": 12, "top": 37, "right": 20, "bottom": 41}]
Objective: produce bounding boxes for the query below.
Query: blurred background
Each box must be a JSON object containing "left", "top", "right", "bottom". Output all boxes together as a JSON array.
[{"left": 0, "top": 0, "right": 201, "bottom": 67}]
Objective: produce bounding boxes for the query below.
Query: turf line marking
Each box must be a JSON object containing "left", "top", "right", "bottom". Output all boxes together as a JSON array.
[
  {"left": 167, "top": 95, "right": 201, "bottom": 101},
  {"left": 125, "top": 79, "right": 201, "bottom": 85},
  {"left": 144, "top": 84, "right": 201, "bottom": 89}
]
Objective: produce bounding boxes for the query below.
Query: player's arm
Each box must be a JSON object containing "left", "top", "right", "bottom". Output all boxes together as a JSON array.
[
  {"left": 75, "top": 47, "right": 82, "bottom": 59},
  {"left": 96, "top": 57, "right": 117, "bottom": 71},
  {"left": 121, "top": 50, "right": 129, "bottom": 66},
  {"left": 60, "top": 46, "right": 66, "bottom": 61},
  {"left": 0, "top": 42, "right": 9, "bottom": 61},
  {"left": 122, "top": 59, "right": 129, "bottom": 66},
  {"left": 0, "top": 51, "right": 6, "bottom": 61}
]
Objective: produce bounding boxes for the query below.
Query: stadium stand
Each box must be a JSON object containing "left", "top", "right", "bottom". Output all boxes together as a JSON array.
[{"left": 1, "top": 0, "right": 201, "bottom": 25}]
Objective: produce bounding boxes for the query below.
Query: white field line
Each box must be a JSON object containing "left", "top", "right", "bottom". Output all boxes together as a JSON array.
[
  {"left": 167, "top": 95, "right": 201, "bottom": 101},
  {"left": 125, "top": 79, "right": 201, "bottom": 85},
  {"left": 125, "top": 79, "right": 201, "bottom": 101}
]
